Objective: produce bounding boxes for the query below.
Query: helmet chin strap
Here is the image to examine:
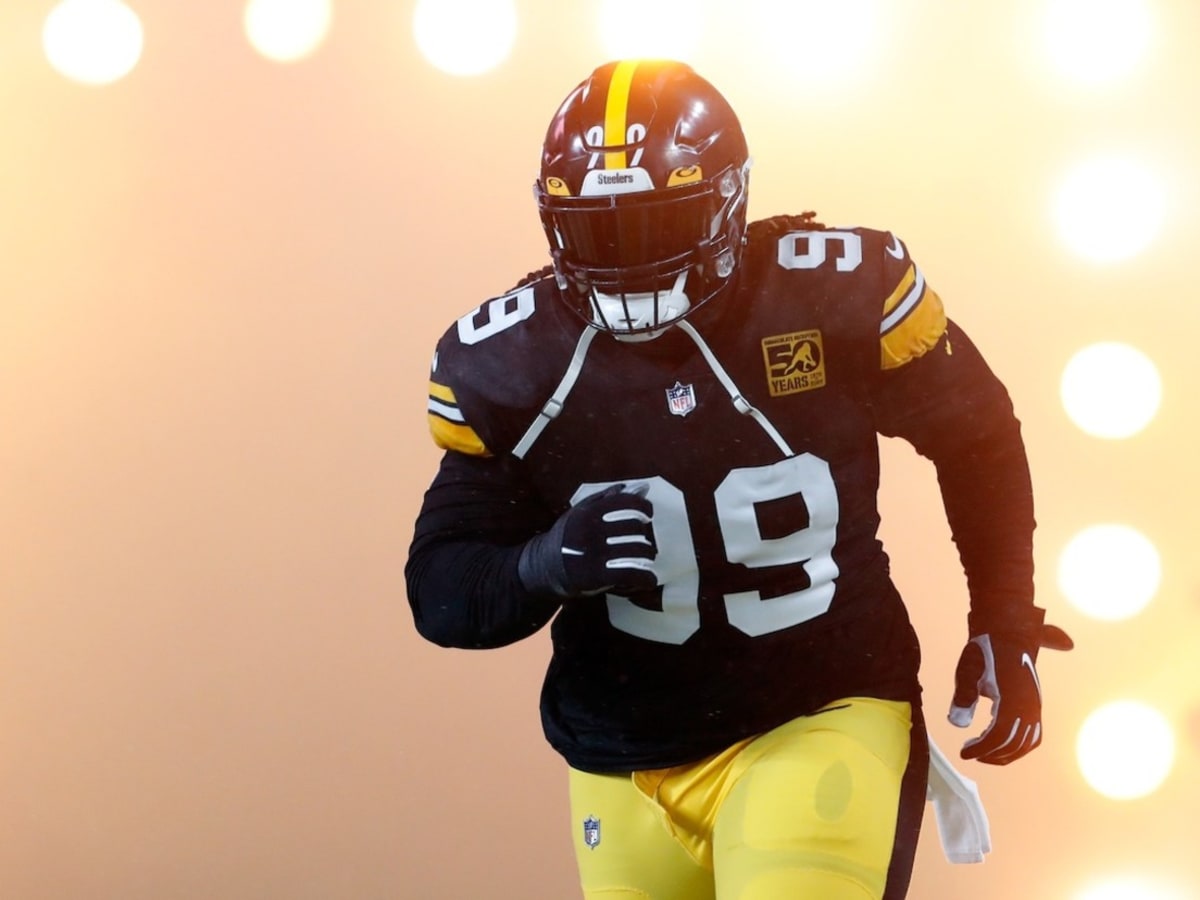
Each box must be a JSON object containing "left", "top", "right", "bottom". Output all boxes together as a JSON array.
[{"left": 590, "top": 269, "right": 691, "bottom": 343}]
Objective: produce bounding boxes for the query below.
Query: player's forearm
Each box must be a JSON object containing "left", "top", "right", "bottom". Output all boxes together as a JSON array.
[
  {"left": 405, "top": 538, "right": 561, "bottom": 649},
  {"left": 934, "top": 413, "right": 1038, "bottom": 635},
  {"left": 874, "top": 321, "right": 1039, "bottom": 633}
]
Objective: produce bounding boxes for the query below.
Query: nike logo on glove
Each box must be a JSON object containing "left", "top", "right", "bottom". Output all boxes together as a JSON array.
[{"left": 1021, "top": 652, "right": 1042, "bottom": 702}]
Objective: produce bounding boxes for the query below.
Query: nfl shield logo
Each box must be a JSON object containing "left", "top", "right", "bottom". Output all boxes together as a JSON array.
[
  {"left": 583, "top": 815, "right": 601, "bottom": 850},
  {"left": 665, "top": 381, "right": 696, "bottom": 417}
]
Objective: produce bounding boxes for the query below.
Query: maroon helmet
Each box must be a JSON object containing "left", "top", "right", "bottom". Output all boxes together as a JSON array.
[{"left": 534, "top": 60, "right": 751, "bottom": 337}]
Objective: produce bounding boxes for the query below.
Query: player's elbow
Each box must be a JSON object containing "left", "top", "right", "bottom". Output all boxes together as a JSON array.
[
  {"left": 409, "top": 599, "right": 473, "bottom": 649},
  {"left": 405, "top": 556, "right": 473, "bottom": 648},
  {"left": 405, "top": 539, "right": 560, "bottom": 649}
]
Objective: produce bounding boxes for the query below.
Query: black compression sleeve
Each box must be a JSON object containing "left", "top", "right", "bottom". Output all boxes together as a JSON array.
[
  {"left": 872, "top": 321, "right": 1036, "bottom": 633},
  {"left": 405, "top": 451, "right": 561, "bottom": 649}
]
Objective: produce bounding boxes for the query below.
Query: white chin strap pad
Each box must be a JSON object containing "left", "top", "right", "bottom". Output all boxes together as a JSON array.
[{"left": 591, "top": 269, "right": 691, "bottom": 336}]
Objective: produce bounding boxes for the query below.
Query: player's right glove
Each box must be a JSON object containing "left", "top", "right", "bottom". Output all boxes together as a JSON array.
[{"left": 517, "top": 483, "right": 657, "bottom": 598}]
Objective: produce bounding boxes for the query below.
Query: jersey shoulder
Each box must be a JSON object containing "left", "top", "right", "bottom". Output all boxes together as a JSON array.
[
  {"left": 426, "top": 276, "right": 585, "bottom": 457},
  {"left": 742, "top": 217, "right": 948, "bottom": 370}
]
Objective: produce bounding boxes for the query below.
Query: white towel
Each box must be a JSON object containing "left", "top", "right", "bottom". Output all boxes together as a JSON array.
[{"left": 926, "top": 735, "right": 992, "bottom": 864}]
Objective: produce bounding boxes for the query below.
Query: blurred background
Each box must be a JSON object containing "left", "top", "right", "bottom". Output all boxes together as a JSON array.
[{"left": 1, "top": 0, "right": 1196, "bottom": 897}]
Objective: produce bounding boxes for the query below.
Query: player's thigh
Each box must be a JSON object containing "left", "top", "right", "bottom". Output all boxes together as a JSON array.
[
  {"left": 568, "top": 767, "right": 714, "bottom": 900},
  {"left": 712, "top": 698, "right": 912, "bottom": 900}
]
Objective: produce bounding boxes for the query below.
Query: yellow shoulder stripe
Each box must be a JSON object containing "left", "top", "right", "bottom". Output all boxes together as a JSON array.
[
  {"left": 426, "top": 380, "right": 491, "bottom": 457},
  {"left": 880, "top": 264, "right": 947, "bottom": 370}
]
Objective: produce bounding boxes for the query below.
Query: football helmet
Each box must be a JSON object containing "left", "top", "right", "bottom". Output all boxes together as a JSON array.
[{"left": 534, "top": 60, "right": 751, "bottom": 338}]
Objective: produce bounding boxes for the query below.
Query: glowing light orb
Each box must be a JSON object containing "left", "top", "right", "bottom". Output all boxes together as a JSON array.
[
  {"left": 1075, "top": 877, "right": 1190, "bottom": 900},
  {"left": 244, "top": 0, "right": 333, "bottom": 63},
  {"left": 1076, "top": 701, "right": 1175, "bottom": 800},
  {"left": 597, "top": 0, "right": 704, "bottom": 62},
  {"left": 749, "top": 0, "right": 880, "bottom": 84},
  {"left": 1053, "top": 156, "right": 1166, "bottom": 263},
  {"left": 1044, "top": 0, "right": 1154, "bottom": 85},
  {"left": 1060, "top": 342, "right": 1161, "bottom": 439},
  {"left": 1058, "top": 524, "right": 1160, "bottom": 621},
  {"left": 42, "top": 0, "right": 144, "bottom": 86},
  {"left": 413, "top": 0, "right": 517, "bottom": 77}
]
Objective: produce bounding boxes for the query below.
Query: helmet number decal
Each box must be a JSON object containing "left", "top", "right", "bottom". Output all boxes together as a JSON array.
[
  {"left": 585, "top": 123, "right": 646, "bottom": 170},
  {"left": 625, "top": 123, "right": 646, "bottom": 167}
]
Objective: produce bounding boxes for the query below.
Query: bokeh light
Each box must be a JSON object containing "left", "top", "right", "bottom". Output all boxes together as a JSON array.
[
  {"left": 747, "top": 0, "right": 880, "bottom": 85},
  {"left": 413, "top": 0, "right": 517, "bottom": 77},
  {"left": 1057, "top": 524, "right": 1160, "bottom": 621},
  {"left": 1060, "top": 342, "right": 1162, "bottom": 438},
  {"left": 1043, "top": 0, "right": 1154, "bottom": 86},
  {"left": 1074, "top": 876, "right": 1190, "bottom": 900},
  {"left": 1053, "top": 156, "right": 1166, "bottom": 263},
  {"left": 244, "top": 0, "right": 333, "bottom": 63},
  {"left": 1076, "top": 701, "right": 1175, "bottom": 800},
  {"left": 597, "top": 0, "right": 704, "bottom": 62},
  {"left": 42, "top": 0, "right": 143, "bottom": 86}
]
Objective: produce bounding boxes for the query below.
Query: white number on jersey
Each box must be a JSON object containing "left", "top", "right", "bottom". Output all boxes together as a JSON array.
[
  {"left": 777, "top": 230, "right": 863, "bottom": 272},
  {"left": 456, "top": 287, "right": 536, "bottom": 345},
  {"left": 573, "top": 454, "right": 841, "bottom": 645}
]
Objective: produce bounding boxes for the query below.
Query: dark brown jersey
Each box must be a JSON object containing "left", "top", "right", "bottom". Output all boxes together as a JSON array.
[{"left": 409, "top": 218, "right": 1035, "bottom": 772}]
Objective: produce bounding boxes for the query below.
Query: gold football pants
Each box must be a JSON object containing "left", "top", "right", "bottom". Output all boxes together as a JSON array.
[{"left": 568, "top": 697, "right": 914, "bottom": 900}]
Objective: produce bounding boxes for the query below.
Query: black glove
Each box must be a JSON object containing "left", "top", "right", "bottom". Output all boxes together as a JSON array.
[
  {"left": 948, "top": 616, "right": 1073, "bottom": 765},
  {"left": 517, "top": 483, "right": 657, "bottom": 598}
]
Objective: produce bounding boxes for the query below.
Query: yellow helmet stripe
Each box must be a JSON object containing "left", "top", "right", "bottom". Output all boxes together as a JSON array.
[{"left": 603, "top": 60, "right": 639, "bottom": 170}]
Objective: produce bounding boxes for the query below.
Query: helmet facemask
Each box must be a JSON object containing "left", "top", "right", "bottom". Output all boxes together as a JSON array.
[{"left": 536, "top": 160, "right": 750, "bottom": 340}]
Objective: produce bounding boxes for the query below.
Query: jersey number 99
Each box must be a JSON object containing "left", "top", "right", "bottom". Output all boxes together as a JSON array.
[{"left": 573, "top": 453, "right": 840, "bottom": 645}]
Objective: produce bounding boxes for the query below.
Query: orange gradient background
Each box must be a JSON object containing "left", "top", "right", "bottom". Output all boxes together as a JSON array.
[{"left": 2, "top": 2, "right": 1197, "bottom": 898}]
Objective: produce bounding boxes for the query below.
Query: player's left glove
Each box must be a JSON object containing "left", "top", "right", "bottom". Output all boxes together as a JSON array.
[{"left": 948, "top": 609, "right": 1073, "bottom": 765}]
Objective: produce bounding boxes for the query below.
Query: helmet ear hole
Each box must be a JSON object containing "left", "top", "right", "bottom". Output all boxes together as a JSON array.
[{"left": 535, "top": 60, "right": 750, "bottom": 335}]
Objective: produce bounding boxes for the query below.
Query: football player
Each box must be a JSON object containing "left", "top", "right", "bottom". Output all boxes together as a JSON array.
[{"left": 406, "top": 59, "right": 1072, "bottom": 900}]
